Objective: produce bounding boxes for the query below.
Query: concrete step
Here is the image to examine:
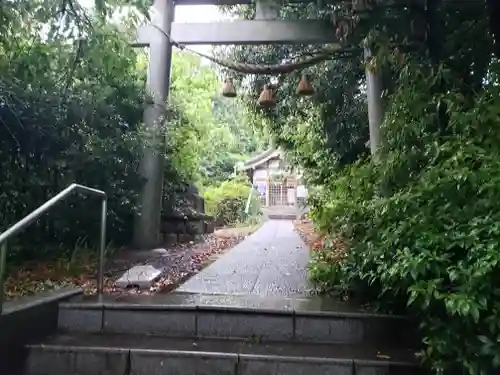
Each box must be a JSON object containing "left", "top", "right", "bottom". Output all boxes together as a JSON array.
[
  {"left": 57, "top": 293, "right": 419, "bottom": 347},
  {"left": 25, "top": 333, "right": 424, "bottom": 375},
  {"left": 262, "top": 207, "right": 299, "bottom": 220}
]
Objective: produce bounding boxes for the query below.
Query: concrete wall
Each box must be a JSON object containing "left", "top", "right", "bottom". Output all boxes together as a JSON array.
[{"left": 0, "top": 288, "right": 82, "bottom": 374}]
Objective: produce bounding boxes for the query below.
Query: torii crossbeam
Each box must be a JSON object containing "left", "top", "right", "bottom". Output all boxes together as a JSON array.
[{"left": 132, "top": 0, "right": 384, "bottom": 248}]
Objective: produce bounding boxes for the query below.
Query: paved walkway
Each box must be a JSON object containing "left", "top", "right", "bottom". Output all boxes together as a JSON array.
[{"left": 176, "top": 220, "right": 310, "bottom": 297}]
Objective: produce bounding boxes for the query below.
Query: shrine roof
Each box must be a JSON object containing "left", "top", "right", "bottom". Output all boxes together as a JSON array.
[{"left": 242, "top": 148, "right": 282, "bottom": 170}]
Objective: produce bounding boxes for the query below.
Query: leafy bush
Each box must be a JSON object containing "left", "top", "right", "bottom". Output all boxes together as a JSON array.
[
  {"left": 308, "top": 60, "right": 500, "bottom": 375},
  {"left": 213, "top": 197, "right": 247, "bottom": 226},
  {"left": 223, "top": 3, "right": 498, "bottom": 374},
  {"left": 0, "top": 24, "right": 148, "bottom": 261},
  {"left": 203, "top": 176, "right": 261, "bottom": 226},
  {"left": 0, "top": 12, "right": 192, "bottom": 264},
  {"left": 308, "top": 248, "right": 343, "bottom": 292}
]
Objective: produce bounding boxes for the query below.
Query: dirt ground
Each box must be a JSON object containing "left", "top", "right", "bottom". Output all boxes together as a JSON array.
[
  {"left": 293, "top": 219, "right": 325, "bottom": 251},
  {"left": 4, "top": 223, "right": 262, "bottom": 301}
]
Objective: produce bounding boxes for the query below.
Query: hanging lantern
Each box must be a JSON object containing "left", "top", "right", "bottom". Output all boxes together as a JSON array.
[
  {"left": 222, "top": 77, "right": 237, "bottom": 98},
  {"left": 257, "top": 84, "right": 276, "bottom": 107},
  {"left": 296, "top": 74, "right": 314, "bottom": 96}
]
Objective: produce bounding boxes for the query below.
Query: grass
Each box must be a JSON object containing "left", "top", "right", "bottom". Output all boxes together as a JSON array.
[{"left": 214, "top": 222, "right": 262, "bottom": 239}]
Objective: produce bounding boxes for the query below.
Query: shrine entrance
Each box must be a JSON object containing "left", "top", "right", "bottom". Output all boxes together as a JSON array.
[{"left": 132, "top": 0, "right": 384, "bottom": 248}]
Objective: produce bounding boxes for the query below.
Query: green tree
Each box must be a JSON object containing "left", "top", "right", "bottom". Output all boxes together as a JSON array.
[
  {"left": 220, "top": 3, "right": 500, "bottom": 374},
  {"left": 0, "top": 1, "right": 150, "bottom": 258},
  {"left": 216, "top": 4, "right": 369, "bottom": 184},
  {"left": 167, "top": 51, "right": 268, "bottom": 187}
]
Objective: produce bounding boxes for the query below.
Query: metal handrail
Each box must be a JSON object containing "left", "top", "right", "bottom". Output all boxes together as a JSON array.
[{"left": 0, "top": 183, "right": 107, "bottom": 314}]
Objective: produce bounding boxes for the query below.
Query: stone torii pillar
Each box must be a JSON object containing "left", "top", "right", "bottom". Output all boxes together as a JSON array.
[
  {"left": 364, "top": 45, "right": 383, "bottom": 157},
  {"left": 133, "top": 0, "right": 175, "bottom": 248}
]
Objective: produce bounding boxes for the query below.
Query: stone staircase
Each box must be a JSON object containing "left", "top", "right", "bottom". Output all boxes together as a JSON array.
[
  {"left": 12, "top": 292, "right": 425, "bottom": 375},
  {"left": 261, "top": 205, "right": 300, "bottom": 220}
]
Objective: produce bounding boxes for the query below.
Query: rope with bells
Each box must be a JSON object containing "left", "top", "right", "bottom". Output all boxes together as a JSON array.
[{"left": 148, "top": 6, "right": 363, "bottom": 107}]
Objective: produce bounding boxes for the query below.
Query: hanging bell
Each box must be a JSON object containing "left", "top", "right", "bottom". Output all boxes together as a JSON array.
[
  {"left": 336, "top": 20, "right": 350, "bottom": 42},
  {"left": 222, "top": 78, "right": 237, "bottom": 98},
  {"left": 296, "top": 75, "right": 314, "bottom": 96},
  {"left": 257, "top": 84, "right": 276, "bottom": 107}
]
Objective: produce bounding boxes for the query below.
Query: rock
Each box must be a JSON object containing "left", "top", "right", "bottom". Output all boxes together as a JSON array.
[
  {"left": 150, "top": 248, "right": 169, "bottom": 256},
  {"left": 115, "top": 265, "right": 164, "bottom": 289}
]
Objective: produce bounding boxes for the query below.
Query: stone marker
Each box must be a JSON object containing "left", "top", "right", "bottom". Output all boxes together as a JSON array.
[
  {"left": 150, "top": 247, "right": 169, "bottom": 256},
  {"left": 115, "top": 264, "right": 164, "bottom": 289}
]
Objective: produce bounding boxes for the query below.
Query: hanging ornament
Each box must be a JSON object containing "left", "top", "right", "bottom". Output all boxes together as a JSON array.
[
  {"left": 296, "top": 74, "right": 314, "bottom": 96},
  {"left": 222, "top": 77, "right": 237, "bottom": 98},
  {"left": 257, "top": 84, "right": 276, "bottom": 107},
  {"left": 335, "top": 20, "right": 351, "bottom": 42}
]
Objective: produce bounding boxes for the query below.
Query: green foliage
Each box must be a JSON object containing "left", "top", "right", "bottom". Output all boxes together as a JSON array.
[
  {"left": 165, "top": 51, "right": 268, "bottom": 187},
  {"left": 220, "top": 3, "right": 500, "bottom": 375},
  {"left": 216, "top": 4, "right": 369, "bottom": 184},
  {"left": 203, "top": 176, "right": 260, "bottom": 226},
  {"left": 0, "top": 0, "right": 266, "bottom": 266},
  {"left": 308, "top": 249, "right": 342, "bottom": 292},
  {"left": 0, "top": 8, "right": 147, "bottom": 260},
  {"left": 214, "top": 197, "right": 246, "bottom": 227},
  {"left": 308, "top": 58, "right": 500, "bottom": 375}
]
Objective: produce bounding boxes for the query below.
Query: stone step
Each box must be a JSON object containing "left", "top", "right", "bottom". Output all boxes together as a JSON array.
[
  {"left": 25, "top": 333, "right": 425, "bottom": 375},
  {"left": 267, "top": 213, "right": 297, "bottom": 220},
  {"left": 261, "top": 206, "right": 299, "bottom": 220},
  {"left": 58, "top": 293, "right": 419, "bottom": 347}
]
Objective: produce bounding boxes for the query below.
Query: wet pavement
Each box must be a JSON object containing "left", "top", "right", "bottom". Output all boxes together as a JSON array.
[
  {"left": 175, "top": 220, "right": 311, "bottom": 296},
  {"left": 65, "top": 292, "right": 373, "bottom": 314}
]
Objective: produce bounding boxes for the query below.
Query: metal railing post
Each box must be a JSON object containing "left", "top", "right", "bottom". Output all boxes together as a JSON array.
[{"left": 0, "top": 242, "right": 7, "bottom": 314}]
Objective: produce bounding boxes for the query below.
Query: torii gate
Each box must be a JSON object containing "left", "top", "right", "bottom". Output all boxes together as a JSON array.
[{"left": 132, "top": 0, "right": 384, "bottom": 248}]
